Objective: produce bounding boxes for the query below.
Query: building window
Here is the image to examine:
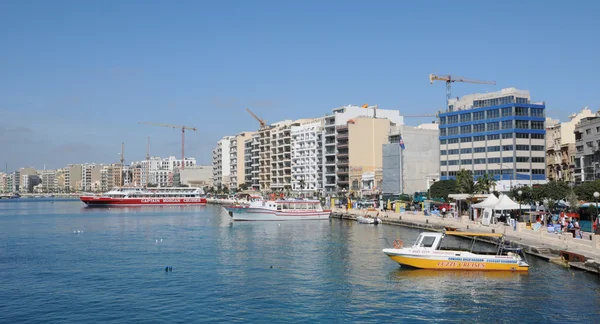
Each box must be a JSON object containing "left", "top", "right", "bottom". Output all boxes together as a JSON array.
[
  {"left": 474, "top": 147, "right": 486, "bottom": 153},
  {"left": 461, "top": 137, "right": 472, "bottom": 143},
  {"left": 473, "top": 111, "right": 485, "bottom": 121},
  {"left": 531, "top": 134, "right": 544, "bottom": 139},
  {"left": 501, "top": 107, "right": 512, "bottom": 117},
  {"left": 516, "top": 145, "right": 530, "bottom": 151},
  {"left": 516, "top": 157, "right": 530, "bottom": 163},
  {"left": 448, "top": 138, "right": 459, "bottom": 144},
  {"left": 487, "top": 109, "right": 499, "bottom": 119},
  {"left": 502, "top": 157, "right": 513, "bottom": 163},
  {"left": 488, "top": 134, "right": 500, "bottom": 140},
  {"left": 531, "top": 108, "right": 544, "bottom": 117},
  {"left": 516, "top": 120, "right": 529, "bottom": 129},
  {"left": 488, "top": 146, "right": 500, "bottom": 152},
  {"left": 488, "top": 157, "right": 501, "bottom": 164},
  {"left": 532, "top": 157, "right": 545, "bottom": 163},
  {"left": 531, "top": 145, "right": 545, "bottom": 151},
  {"left": 532, "top": 169, "right": 545, "bottom": 175},
  {"left": 502, "top": 133, "right": 513, "bottom": 139},
  {"left": 517, "top": 169, "right": 530, "bottom": 173},
  {"left": 448, "top": 160, "right": 459, "bottom": 165},
  {"left": 474, "top": 158, "right": 486, "bottom": 164},
  {"left": 448, "top": 127, "right": 459, "bottom": 135},
  {"left": 441, "top": 150, "right": 447, "bottom": 155},
  {"left": 502, "top": 145, "right": 513, "bottom": 151},
  {"left": 441, "top": 172, "right": 447, "bottom": 177},
  {"left": 460, "top": 148, "right": 472, "bottom": 154},
  {"left": 440, "top": 139, "right": 447, "bottom": 145},
  {"left": 439, "top": 116, "right": 446, "bottom": 125},
  {"left": 441, "top": 161, "right": 447, "bottom": 166},
  {"left": 474, "top": 135, "right": 485, "bottom": 142},
  {"left": 502, "top": 120, "right": 513, "bottom": 129},
  {"left": 531, "top": 121, "right": 544, "bottom": 130},
  {"left": 460, "top": 113, "right": 472, "bottom": 122},
  {"left": 516, "top": 107, "right": 528, "bottom": 116},
  {"left": 447, "top": 115, "right": 459, "bottom": 124},
  {"left": 473, "top": 123, "right": 485, "bottom": 133},
  {"left": 460, "top": 125, "right": 472, "bottom": 134},
  {"left": 461, "top": 159, "right": 472, "bottom": 165},
  {"left": 516, "top": 133, "right": 529, "bottom": 139},
  {"left": 448, "top": 149, "right": 459, "bottom": 155},
  {"left": 488, "top": 122, "right": 500, "bottom": 131},
  {"left": 440, "top": 128, "right": 447, "bottom": 136}
]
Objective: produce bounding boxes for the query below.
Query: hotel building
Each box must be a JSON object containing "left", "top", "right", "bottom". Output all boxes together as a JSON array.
[
  {"left": 291, "top": 119, "right": 324, "bottom": 194},
  {"left": 438, "top": 88, "right": 547, "bottom": 191}
]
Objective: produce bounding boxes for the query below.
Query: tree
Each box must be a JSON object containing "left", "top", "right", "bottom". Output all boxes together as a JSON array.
[
  {"left": 475, "top": 173, "right": 495, "bottom": 194},
  {"left": 456, "top": 169, "right": 475, "bottom": 194},
  {"left": 574, "top": 180, "right": 600, "bottom": 201},
  {"left": 239, "top": 183, "right": 248, "bottom": 191},
  {"left": 222, "top": 186, "right": 229, "bottom": 194},
  {"left": 299, "top": 179, "right": 306, "bottom": 193},
  {"left": 429, "top": 179, "right": 456, "bottom": 201},
  {"left": 566, "top": 190, "right": 579, "bottom": 213}
]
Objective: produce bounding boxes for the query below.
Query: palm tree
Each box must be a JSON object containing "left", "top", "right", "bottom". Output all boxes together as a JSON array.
[
  {"left": 299, "top": 179, "right": 306, "bottom": 193},
  {"left": 475, "top": 173, "right": 496, "bottom": 194},
  {"left": 456, "top": 169, "right": 475, "bottom": 194}
]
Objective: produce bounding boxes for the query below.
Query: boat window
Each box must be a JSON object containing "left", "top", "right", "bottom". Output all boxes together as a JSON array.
[
  {"left": 283, "top": 204, "right": 289, "bottom": 210},
  {"left": 420, "top": 236, "right": 436, "bottom": 248},
  {"left": 277, "top": 204, "right": 282, "bottom": 211},
  {"left": 299, "top": 203, "right": 307, "bottom": 209},
  {"left": 308, "top": 204, "right": 315, "bottom": 210}
]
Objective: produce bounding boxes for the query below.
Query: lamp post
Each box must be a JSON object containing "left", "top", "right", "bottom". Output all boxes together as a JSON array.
[
  {"left": 518, "top": 190, "right": 522, "bottom": 220},
  {"left": 543, "top": 198, "right": 549, "bottom": 227},
  {"left": 593, "top": 192, "right": 599, "bottom": 234}
]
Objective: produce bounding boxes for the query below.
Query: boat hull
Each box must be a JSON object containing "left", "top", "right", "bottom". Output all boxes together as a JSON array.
[
  {"left": 382, "top": 249, "right": 529, "bottom": 271},
  {"left": 230, "top": 207, "right": 331, "bottom": 221},
  {"left": 80, "top": 196, "right": 207, "bottom": 207}
]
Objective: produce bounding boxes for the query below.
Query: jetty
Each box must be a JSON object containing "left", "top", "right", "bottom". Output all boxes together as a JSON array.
[{"left": 331, "top": 208, "right": 600, "bottom": 275}]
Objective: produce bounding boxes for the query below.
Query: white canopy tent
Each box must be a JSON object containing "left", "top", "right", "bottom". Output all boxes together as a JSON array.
[
  {"left": 493, "top": 194, "right": 521, "bottom": 210},
  {"left": 471, "top": 194, "right": 499, "bottom": 208}
]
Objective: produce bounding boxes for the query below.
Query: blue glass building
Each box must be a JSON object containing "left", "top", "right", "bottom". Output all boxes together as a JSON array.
[{"left": 438, "top": 88, "right": 546, "bottom": 190}]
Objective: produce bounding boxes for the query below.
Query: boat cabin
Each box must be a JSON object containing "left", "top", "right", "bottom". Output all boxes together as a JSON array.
[
  {"left": 411, "top": 231, "right": 525, "bottom": 258},
  {"left": 251, "top": 199, "right": 323, "bottom": 211},
  {"left": 412, "top": 232, "right": 444, "bottom": 250}
]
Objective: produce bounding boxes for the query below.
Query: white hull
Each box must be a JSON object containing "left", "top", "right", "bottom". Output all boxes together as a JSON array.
[
  {"left": 231, "top": 208, "right": 330, "bottom": 221},
  {"left": 357, "top": 216, "right": 382, "bottom": 224}
]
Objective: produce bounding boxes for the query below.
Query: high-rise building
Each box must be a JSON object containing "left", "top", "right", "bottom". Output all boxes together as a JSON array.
[
  {"left": 384, "top": 123, "right": 440, "bottom": 196},
  {"left": 574, "top": 114, "right": 600, "bottom": 183},
  {"left": 323, "top": 105, "right": 405, "bottom": 197},
  {"left": 212, "top": 136, "right": 233, "bottom": 188},
  {"left": 39, "top": 170, "right": 57, "bottom": 193},
  {"left": 229, "top": 132, "right": 255, "bottom": 191},
  {"left": 249, "top": 133, "right": 260, "bottom": 191},
  {"left": 291, "top": 119, "right": 324, "bottom": 194},
  {"left": 0, "top": 172, "right": 7, "bottom": 193},
  {"left": 546, "top": 108, "right": 595, "bottom": 182},
  {"left": 438, "top": 88, "right": 547, "bottom": 191},
  {"left": 67, "top": 164, "right": 82, "bottom": 191}
]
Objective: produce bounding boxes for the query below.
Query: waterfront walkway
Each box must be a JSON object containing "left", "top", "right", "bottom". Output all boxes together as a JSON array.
[{"left": 331, "top": 207, "right": 600, "bottom": 274}]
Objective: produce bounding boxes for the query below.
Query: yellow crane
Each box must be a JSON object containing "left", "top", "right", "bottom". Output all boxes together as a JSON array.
[
  {"left": 246, "top": 108, "right": 267, "bottom": 129},
  {"left": 138, "top": 122, "right": 197, "bottom": 170},
  {"left": 429, "top": 74, "right": 496, "bottom": 109}
]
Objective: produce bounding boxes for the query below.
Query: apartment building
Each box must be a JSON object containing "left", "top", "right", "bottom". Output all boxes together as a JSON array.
[
  {"left": 249, "top": 133, "right": 260, "bottom": 191},
  {"left": 546, "top": 108, "right": 595, "bottom": 182},
  {"left": 384, "top": 123, "right": 440, "bottom": 196},
  {"left": 291, "top": 119, "right": 324, "bottom": 194},
  {"left": 269, "top": 121, "right": 294, "bottom": 192},
  {"left": 212, "top": 136, "right": 233, "bottom": 188},
  {"left": 0, "top": 172, "right": 7, "bottom": 193},
  {"left": 438, "top": 88, "right": 547, "bottom": 191},
  {"left": 173, "top": 165, "right": 213, "bottom": 187},
  {"left": 8, "top": 171, "right": 19, "bottom": 192},
  {"left": 229, "top": 132, "right": 255, "bottom": 190},
  {"left": 67, "top": 164, "right": 82, "bottom": 191},
  {"left": 19, "top": 167, "right": 37, "bottom": 190},
  {"left": 21, "top": 174, "right": 41, "bottom": 193},
  {"left": 39, "top": 170, "right": 57, "bottom": 192},
  {"left": 574, "top": 115, "right": 600, "bottom": 182},
  {"left": 323, "top": 105, "right": 405, "bottom": 197}
]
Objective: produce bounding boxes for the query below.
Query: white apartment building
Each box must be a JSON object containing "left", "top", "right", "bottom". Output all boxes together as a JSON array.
[
  {"left": 249, "top": 133, "right": 260, "bottom": 191},
  {"left": 212, "top": 136, "right": 233, "bottom": 188},
  {"left": 130, "top": 156, "right": 196, "bottom": 187},
  {"left": 229, "top": 132, "right": 254, "bottom": 190},
  {"left": 323, "top": 105, "right": 405, "bottom": 196},
  {"left": 0, "top": 172, "right": 7, "bottom": 193},
  {"left": 291, "top": 119, "right": 324, "bottom": 194},
  {"left": 39, "top": 170, "right": 57, "bottom": 193},
  {"left": 439, "top": 88, "right": 547, "bottom": 191}
]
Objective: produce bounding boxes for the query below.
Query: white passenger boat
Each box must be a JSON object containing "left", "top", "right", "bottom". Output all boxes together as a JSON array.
[
  {"left": 80, "top": 187, "right": 207, "bottom": 207},
  {"left": 382, "top": 231, "right": 529, "bottom": 271},
  {"left": 225, "top": 198, "right": 331, "bottom": 221}
]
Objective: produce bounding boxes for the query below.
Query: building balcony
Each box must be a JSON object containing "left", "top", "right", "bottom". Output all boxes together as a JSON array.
[
  {"left": 336, "top": 134, "right": 348, "bottom": 139},
  {"left": 337, "top": 180, "right": 349, "bottom": 185}
]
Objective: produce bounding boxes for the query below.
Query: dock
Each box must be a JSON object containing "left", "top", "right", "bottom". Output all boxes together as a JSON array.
[{"left": 331, "top": 208, "right": 600, "bottom": 275}]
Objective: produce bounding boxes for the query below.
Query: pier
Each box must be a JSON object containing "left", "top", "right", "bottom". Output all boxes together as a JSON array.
[{"left": 330, "top": 208, "right": 600, "bottom": 275}]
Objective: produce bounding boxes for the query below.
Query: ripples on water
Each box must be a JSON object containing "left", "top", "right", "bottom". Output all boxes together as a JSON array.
[{"left": 0, "top": 200, "right": 598, "bottom": 323}]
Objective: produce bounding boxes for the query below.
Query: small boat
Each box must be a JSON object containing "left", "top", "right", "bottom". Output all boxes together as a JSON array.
[
  {"left": 382, "top": 231, "right": 529, "bottom": 271},
  {"left": 357, "top": 215, "right": 382, "bottom": 225},
  {"left": 226, "top": 197, "right": 330, "bottom": 221}
]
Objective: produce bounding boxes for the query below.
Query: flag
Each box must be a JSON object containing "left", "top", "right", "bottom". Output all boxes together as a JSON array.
[{"left": 399, "top": 136, "right": 406, "bottom": 150}]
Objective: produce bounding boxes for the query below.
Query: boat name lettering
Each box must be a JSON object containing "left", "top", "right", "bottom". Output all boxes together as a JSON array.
[
  {"left": 162, "top": 199, "right": 181, "bottom": 203},
  {"left": 141, "top": 199, "right": 161, "bottom": 203}
]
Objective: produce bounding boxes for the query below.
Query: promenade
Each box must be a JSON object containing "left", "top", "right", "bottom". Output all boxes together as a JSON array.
[{"left": 331, "top": 207, "right": 600, "bottom": 274}]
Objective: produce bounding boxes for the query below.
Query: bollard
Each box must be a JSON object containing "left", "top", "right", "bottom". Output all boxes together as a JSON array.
[
  {"left": 467, "top": 225, "right": 469, "bottom": 230},
  {"left": 426, "top": 219, "right": 429, "bottom": 224},
  {"left": 399, "top": 216, "right": 402, "bottom": 221},
  {"left": 492, "top": 229, "right": 495, "bottom": 234}
]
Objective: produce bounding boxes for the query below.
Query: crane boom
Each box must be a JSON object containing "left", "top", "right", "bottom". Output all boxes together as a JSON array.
[
  {"left": 246, "top": 108, "right": 267, "bottom": 128},
  {"left": 429, "top": 73, "right": 496, "bottom": 110},
  {"left": 138, "top": 121, "right": 197, "bottom": 170}
]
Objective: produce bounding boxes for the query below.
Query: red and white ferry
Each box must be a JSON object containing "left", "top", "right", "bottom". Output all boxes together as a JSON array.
[
  {"left": 225, "top": 197, "right": 331, "bottom": 221},
  {"left": 80, "top": 187, "right": 207, "bottom": 207}
]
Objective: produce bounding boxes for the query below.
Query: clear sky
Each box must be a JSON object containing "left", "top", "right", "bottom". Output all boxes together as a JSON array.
[{"left": 1, "top": 0, "right": 599, "bottom": 171}]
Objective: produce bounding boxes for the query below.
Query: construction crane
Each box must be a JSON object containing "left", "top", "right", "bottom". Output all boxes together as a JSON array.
[
  {"left": 429, "top": 74, "right": 496, "bottom": 110},
  {"left": 403, "top": 114, "right": 438, "bottom": 118},
  {"left": 246, "top": 108, "right": 267, "bottom": 129},
  {"left": 138, "top": 122, "right": 197, "bottom": 170}
]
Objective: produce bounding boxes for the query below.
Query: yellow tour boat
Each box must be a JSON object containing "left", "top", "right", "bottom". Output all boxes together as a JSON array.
[{"left": 382, "top": 231, "right": 529, "bottom": 271}]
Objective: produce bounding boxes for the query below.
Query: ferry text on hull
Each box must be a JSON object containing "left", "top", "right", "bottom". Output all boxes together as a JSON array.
[{"left": 80, "top": 187, "right": 207, "bottom": 207}]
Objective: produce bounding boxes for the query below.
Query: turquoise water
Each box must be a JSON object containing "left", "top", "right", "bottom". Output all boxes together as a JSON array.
[{"left": 0, "top": 200, "right": 598, "bottom": 323}]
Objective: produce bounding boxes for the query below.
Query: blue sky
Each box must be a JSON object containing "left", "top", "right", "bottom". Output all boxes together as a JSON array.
[{"left": 1, "top": 0, "right": 599, "bottom": 170}]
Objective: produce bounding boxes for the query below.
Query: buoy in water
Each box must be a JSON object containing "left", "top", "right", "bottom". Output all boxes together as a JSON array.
[
  {"left": 165, "top": 267, "right": 169, "bottom": 272},
  {"left": 169, "top": 266, "right": 172, "bottom": 272}
]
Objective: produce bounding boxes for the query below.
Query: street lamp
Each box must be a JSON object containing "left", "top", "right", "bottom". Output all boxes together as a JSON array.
[
  {"left": 517, "top": 190, "right": 522, "bottom": 220},
  {"left": 594, "top": 192, "right": 599, "bottom": 234},
  {"left": 543, "top": 198, "right": 549, "bottom": 227}
]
